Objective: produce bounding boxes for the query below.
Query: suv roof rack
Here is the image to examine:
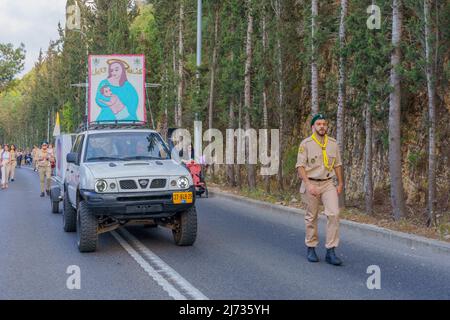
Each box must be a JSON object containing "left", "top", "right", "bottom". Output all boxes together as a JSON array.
[{"left": 75, "top": 120, "right": 152, "bottom": 133}]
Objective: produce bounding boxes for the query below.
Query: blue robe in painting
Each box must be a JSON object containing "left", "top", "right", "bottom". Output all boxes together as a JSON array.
[{"left": 95, "top": 79, "right": 139, "bottom": 122}]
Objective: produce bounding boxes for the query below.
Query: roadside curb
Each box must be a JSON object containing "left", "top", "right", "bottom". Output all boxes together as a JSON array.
[{"left": 208, "top": 187, "right": 450, "bottom": 255}]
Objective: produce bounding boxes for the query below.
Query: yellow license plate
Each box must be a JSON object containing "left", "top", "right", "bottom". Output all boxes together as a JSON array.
[{"left": 173, "top": 192, "right": 193, "bottom": 204}]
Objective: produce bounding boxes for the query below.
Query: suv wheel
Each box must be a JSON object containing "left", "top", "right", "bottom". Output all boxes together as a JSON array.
[
  {"left": 63, "top": 192, "right": 76, "bottom": 232},
  {"left": 52, "top": 200, "right": 59, "bottom": 214},
  {"left": 172, "top": 206, "right": 197, "bottom": 246},
  {"left": 50, "top": 188, "right": 60, "bottom": 214},
  {"left": 77, "top": 200, "right": 98, "bottom": 252}
]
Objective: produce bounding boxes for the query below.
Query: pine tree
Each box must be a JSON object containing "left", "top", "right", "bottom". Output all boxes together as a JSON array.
[
  {"left": 389, "top": 0, "right": 407, "bottom": 220},
  {"left": 107, "top": 0, "right": 131, "bottom": 53}
]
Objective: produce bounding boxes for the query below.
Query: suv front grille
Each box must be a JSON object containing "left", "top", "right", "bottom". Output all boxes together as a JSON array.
[
  {"left": 119, "top": 180, "right": 138, "bottom": 190},
  {"left": 150, "top": 179, "right": 166, "bottom": 189},
  {"left": 117, "top": 195, "right": 172, "bottom": 202}
]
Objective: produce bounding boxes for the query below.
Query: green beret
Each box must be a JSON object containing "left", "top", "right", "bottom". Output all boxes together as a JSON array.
[{"left": 311, "top": 113, "right": 326, "bottom": 126}]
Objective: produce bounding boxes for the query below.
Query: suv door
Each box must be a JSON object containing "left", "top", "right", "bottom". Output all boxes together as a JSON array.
[{"left": 67, "top": 134, "right": 84, "bottom": 205}]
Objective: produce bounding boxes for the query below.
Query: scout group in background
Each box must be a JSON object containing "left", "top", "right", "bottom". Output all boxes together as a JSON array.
[
  {"left": 0, "top": 144, "right": 26, "bottom": 189},
  {"left": 0, "top": 142, "right": 55, "bottom": 195}
]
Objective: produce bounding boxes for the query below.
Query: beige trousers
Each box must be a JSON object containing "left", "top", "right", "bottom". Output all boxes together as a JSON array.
[
  {"left": 1, "top": 164, "right": 10, "bottom": 186},
  {"left": 9, "top": 161, "right": 16, "bottom": 180},
  {"left": 301, "top": 179, "right": 340, "bottom": 249},
  {"left": 39, "top": 166, "right": 52, "bottom": 192}
]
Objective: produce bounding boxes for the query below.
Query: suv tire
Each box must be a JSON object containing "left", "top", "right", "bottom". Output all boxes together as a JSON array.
[
  {"left": 77, "top": 200, "right": 98, "bottom": 252},
  {"left": 172, "top": 206, "right": 197, "bottom": 246},
  {"left": 63, "top": 191, "right": 76, "bottom": 232},
  {"left": 52, "top": 200, "right": 59, "bottom": 214}
]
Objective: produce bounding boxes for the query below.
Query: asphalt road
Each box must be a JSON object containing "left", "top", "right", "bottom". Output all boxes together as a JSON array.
[{"left": 1, "top": 166, "right": 449, "bottom": 300}]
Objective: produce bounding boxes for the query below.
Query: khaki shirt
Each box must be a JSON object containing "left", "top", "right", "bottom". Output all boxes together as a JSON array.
[
  {"left": 37, "top": 149, "right": 54, "bottom": 168},
  {"left": 295, "top": 135, "right": 342, "bottom": 180}
]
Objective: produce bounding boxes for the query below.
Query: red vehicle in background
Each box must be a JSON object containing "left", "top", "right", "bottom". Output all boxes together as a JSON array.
[
  {"left": 167, "top": 128, "right": 209, "bottom": 198},
  {"left": 185, "top": 160, "right": 208, "bottom": 198}
]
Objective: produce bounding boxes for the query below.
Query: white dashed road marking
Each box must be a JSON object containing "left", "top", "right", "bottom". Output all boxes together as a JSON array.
[{"left": 112, "top": 228, "right": 208, "bottom": 300}]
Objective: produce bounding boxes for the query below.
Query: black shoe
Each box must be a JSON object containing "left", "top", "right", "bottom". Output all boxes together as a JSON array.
[
  {"left": 40, "top": 192, "right": 45, "bottom": 197},
  {"left": 46, "top": 190, "right": 50, "bottom": 196},
  {"left": 11, "top": 179, "right": 14, "bottom": 182},
  {"left": 325, "top": 248, "right": 342, "bottom": 266},
  {"left": 307, "top": 247, "right": 319, "bottom": 263}
]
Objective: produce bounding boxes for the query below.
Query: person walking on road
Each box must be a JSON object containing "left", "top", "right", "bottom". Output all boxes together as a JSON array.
[
  {"left": 25, "top": 150, "right": 32, "bottom": 166},
  {"left": 37, "top": 142, "right": 54, "bottom": 197},
  {"left": 296, "top": 114, "right": 344, "bottom": 266},
  {"left": 9, "top": 144, "right": 17, "bottom": 182},
  {"left": 32, "top": 145, "right": 39, "bottom": 172},
  {"left": 0, "top": 144, "right": 2, "bottom": 182},
  {"left": 16, "top": 149, "right": 23, "bottom": 168},
  {"left": 48, "top": 143, "right": 55, "bottom": 176},
  {"left": 1, "top": 144, "right": 11, "bottom": 189}
]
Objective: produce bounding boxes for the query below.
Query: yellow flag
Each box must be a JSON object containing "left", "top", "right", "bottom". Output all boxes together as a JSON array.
[{"left": 53, "top": 112, "right": 61, "bottom": 137}]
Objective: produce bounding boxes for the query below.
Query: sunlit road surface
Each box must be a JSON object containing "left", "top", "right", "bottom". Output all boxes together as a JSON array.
[{"left": 1, "top": 167, "right": 449, "bottom": 300}]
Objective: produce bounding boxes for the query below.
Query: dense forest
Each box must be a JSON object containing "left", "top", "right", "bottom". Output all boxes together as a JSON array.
[{"left": 0, "top": 0, "right": 449, "bottom": 231}]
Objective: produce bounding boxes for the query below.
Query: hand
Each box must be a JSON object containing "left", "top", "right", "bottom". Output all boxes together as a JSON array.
[
  {"left": 306, "top": 183, "right": 320, "bottom": 197},
  {"left": 336, "top": 184, "right": 343, "bottom": 195}
]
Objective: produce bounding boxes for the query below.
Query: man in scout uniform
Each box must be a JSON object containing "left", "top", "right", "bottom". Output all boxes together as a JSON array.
[
  {"left": 296, "top": 114, "right": 344, "bottom": 266},
  {"left": 37, "top": 141, "right": 55, "bottom": 197}
]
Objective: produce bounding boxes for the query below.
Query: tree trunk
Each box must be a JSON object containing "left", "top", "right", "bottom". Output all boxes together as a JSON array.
[
  {"left": 262, "top": 6, "right": 270, "bottom": 193},
  {"left": 364, "top": 95, "right": 373, "bottom": 215},
  {"left": 424, "top": 0, "right": 436, "bottom": 227},
  {"left": 311, "top": 0, "right": 319, "bottom": 115},
  {"left": 172, "top": 41, "right": 177, "bottom": 126},
  {"left": 275, "top": 0, "right": 284, "bottom": 191},
  {"left": 208, "top": 5, "right": 219, "bottom": 131},
  {"left": 236, "top": 97, "right": 243, "bottom": 189},
  {"left": 262, "top": 10, "right": 268, "bottom": 131},
  {"left": 176, "top": 1, "right": 184, "bottom": 128},
  {"left": 161, "top": 67, "right": 169, "bottom": 140},
  {"left": 208, "top": 5, "right": 220, "bottom": 178},
  {"left": 337, "top": 0, "right": 347, "bottom": 208},
  {"left": 227, "top": 100, "right": 236, "bottom": 187},
  {"left": 388, "top": 0, "right": 406, "bottom": 220},
  {"left": 244, "top": 0, "right": 256, "bottom": 189}
]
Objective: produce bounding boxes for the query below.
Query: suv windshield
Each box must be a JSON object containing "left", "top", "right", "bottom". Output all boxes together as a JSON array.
[{"left": 84, "top": 132, "right": 170, "bottom": 163}]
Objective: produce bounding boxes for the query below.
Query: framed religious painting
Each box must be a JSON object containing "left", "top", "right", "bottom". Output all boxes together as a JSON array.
[{"left": 88, "top": 54, "right": 146, "bottom": 124}]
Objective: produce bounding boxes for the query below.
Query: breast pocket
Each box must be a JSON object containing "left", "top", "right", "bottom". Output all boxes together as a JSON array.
[
  {"left": 327, "top": 150, "right": 337, "bottom": 168},
  {"left": 307, "top": 150, "right": 322, "bottom": 168}
]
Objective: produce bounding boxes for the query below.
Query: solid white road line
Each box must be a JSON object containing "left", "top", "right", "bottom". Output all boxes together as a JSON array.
[{"left": 112, "top": 229, "right": 208, "bottom": 300}]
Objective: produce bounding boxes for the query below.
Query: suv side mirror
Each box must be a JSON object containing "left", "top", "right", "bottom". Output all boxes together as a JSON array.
[{"left": 67, "top": 152, "right": 79, "bottom": 165}]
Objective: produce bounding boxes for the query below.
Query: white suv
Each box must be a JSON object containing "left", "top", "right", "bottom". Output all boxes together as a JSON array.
[{"left": 63, "top": 128, "right": 197, "bottom": 252}]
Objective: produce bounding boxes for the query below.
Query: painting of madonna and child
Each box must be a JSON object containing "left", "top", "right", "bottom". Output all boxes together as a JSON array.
[{"left": 88, "top": 54, "right": 146, "bottom": 124}]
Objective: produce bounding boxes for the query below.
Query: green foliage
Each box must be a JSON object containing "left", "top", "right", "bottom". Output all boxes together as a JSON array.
[
  {"left": 0, "top": 0, "right": 449, "bottom": 219},
  {"left": 0, "top": 43, "right": 26, "bottom": 91},
  {"left": 107, "top": 0, "right": 131, "bottom": 53},
  {"left": 282, "top": 144, "right": 299, "bottom": 178},
  {"left": 61, "top": 101, "right": 76, "bottom": 133}
]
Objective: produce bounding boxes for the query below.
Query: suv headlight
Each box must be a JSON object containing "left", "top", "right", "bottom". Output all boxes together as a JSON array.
[
  {"left": 177, "top": 176, "right": 189, "bottom": 189},
  {"left": 95, "top": 179, "right": 108, "bottom": 193}
]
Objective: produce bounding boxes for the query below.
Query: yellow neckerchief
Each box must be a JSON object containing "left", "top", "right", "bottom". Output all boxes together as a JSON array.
[{"left": 311, "top": 133, "right": 335, "bottom": 171}]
